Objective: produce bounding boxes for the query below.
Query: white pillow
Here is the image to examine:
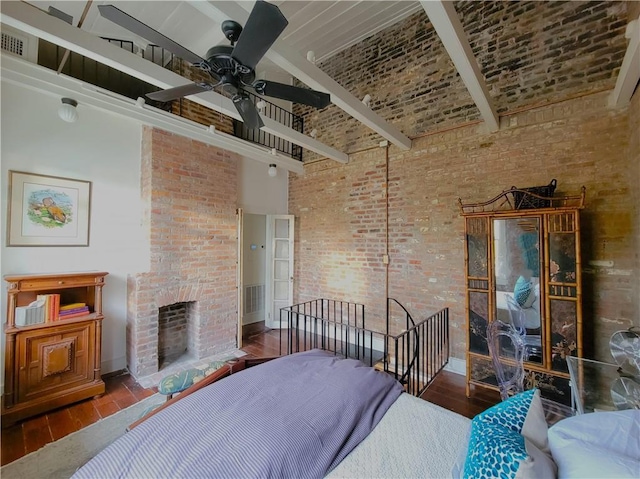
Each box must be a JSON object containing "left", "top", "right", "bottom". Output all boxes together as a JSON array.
[{"left": 548, "top": 410, "right": 640, "bottom": 478}]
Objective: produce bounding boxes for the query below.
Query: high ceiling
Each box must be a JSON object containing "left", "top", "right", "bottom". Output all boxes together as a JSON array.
[
  {"left": 27, "top": 1, "right": 422, "bottom": 76},
  {"left": 2, "top": 1, "right": 638, "bottom": 169}
]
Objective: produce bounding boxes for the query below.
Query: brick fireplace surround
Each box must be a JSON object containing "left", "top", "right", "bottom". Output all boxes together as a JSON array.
[{"left": 126, "top": 127, "right": 239, "bottom": 379}]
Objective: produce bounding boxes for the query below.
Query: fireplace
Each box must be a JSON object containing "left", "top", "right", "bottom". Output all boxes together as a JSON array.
[
  {"left": 158, "top": 301, "right": 196, "bottom": 368},
  {"left": 126, "top": 127, "right": 240, "bottom": 380}
]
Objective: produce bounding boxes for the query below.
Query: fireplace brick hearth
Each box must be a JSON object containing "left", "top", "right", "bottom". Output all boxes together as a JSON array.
[{"left": 127, "top": 127, "right": 240, "bottom": 379}]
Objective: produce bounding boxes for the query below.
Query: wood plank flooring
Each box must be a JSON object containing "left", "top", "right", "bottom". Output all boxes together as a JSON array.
[{"left": 2, "top": 330, "right": 499, "bottom": 467}]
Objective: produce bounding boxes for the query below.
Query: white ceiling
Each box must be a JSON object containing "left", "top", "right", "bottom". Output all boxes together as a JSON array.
[{"left": 28, "top": 1, "right": 422, "bottom": 76}]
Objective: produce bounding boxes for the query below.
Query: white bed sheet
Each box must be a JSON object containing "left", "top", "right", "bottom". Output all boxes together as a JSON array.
[{"left": 328, "top": 393, "right": 471, "bottom": 479}]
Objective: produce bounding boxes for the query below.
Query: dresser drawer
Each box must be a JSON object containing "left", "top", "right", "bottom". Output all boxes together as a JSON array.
[{"left": 18, "top": 276, "right": 100, "bottom": 290}]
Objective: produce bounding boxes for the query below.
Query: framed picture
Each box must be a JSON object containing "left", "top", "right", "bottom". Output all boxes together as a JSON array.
[{"left": 7, "top": 171, "right": 91, "bottom": 246}]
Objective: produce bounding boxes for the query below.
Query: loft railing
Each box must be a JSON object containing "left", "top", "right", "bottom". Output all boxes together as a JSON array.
[
  {"left": 233, "top": 90, "right": 304, "bottom": 162},
  {"left": 37, "top": 38, "right": 173, "bottom": 111},
  {"left": 37, "top": 38, "right": 303, "bottom": 161}
]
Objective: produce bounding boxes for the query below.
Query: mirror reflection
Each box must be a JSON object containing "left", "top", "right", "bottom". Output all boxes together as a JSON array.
[{"left": 494, "top": 218, "right": 543, "bottom": 364}]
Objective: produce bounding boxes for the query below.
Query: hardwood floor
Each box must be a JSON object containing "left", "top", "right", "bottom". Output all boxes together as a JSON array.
[{"left": 1, "top": 329, "right": 499, "bottom": 467}]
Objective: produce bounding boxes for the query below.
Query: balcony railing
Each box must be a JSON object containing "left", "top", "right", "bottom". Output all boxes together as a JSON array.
[
  {"left": 233, "top": 90, "right": 304, "bottom": 162},
  {"left": 37, "top": 38, "right": 303, "bottom": 161}
]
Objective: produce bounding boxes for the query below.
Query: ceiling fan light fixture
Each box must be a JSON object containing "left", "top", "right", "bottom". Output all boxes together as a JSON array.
[
  {"left": 58, "top": 97, "right": 78, "bottom": 123},
  {"left": 268, "top": 163, "right": 277, "bottom": 177},
  {"left": 256, "top": 100, "right": 266, "bottom": 111}
]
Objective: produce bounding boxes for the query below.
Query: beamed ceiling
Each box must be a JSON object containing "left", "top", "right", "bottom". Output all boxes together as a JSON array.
[{"left": 1, "top": 1, "right": 638, "bottom": 170}]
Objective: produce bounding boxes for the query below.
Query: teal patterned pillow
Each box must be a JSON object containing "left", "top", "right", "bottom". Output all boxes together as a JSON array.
[
  {"left": 477, "top": 388, "right": 549, "bottom": 452},
  {"left": 463, "top": 421, "right": 556, "bottom": 479},
  {"left": 462, "top": 389, "right": 555, "bottom": 479},
  {"left": 463, "top": 421, "right": 528, "bottom": 478}
]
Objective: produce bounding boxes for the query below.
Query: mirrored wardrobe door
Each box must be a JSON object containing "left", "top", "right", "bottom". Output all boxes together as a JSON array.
[{"left": 492, "top": 217, "right": 543, "bottom": 365}]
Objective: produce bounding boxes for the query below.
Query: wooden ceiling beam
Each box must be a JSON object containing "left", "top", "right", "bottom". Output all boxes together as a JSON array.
[
  {"left": 191, "top": 1, "right": 413, "bottom": 151},
  {"left": 609, "top": 16, "right": 640, "bottom": 108},
  {"left": 420, "top": 1, "right": 499, "bottom": 132}
]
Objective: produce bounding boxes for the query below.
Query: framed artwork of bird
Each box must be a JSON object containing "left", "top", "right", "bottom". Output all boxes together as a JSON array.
[{"left": 7, "top": 171, "right": 91, "bottom": 246}]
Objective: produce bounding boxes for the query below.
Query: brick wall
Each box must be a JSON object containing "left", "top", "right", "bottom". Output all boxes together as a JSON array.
[
  {"left": 295, "top": 1, "right": 627, "bottom": 161},
  {"left": 290, "top": 89, "right": 637, "bottom": 363},
  {"left": 127, "top": 126, "right": 238, "bottom": 378}
]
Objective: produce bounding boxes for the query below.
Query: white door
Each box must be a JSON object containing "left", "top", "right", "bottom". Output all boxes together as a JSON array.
[{"left": 266, "top": 215, "right": 294, "bottom": 328}]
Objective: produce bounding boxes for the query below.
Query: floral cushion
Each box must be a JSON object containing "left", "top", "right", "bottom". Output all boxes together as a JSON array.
[{"left": 158, "top": 360, "right": 227, "bottom": 396}]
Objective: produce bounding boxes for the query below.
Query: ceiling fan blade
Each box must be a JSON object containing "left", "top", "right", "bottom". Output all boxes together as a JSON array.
[
  {"left": 233, "top": 94, "right": 264, "bottom": 130},
  {"left": 98, "top": 4, "right": 207, "bottom": 67},
  {"left": 231, "top": 1, "right": 288, "bottom": 71},
  {"left": 253, "top": 81, "right": 331, "bottom": 109},
  {"left": 146, "top": 83, "right": 212, "bottom": 102}
]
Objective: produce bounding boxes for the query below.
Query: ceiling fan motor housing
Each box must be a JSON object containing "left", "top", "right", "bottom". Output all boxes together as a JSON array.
[
  {"left": 98, "top": 2, "right": 328, "bottom": 130},
  {"left": 205, "top": 45, "right": 255, "bottom": 85}
]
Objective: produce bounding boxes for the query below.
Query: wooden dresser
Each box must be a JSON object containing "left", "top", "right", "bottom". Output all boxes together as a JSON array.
[{"left": 2, "top": 271, "right": 108, "bottom": 427}]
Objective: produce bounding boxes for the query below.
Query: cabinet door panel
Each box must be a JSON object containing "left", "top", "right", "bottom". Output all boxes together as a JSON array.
[
  {"left": 18, "top": 323, "right": 95, "bottom": 402},
  {"left": 549, "top": 299, "right": 578, "bottom": 373},
  {"left": 466, "top": 217, "right": 489, "bottom": 278},
  {"left": 469, "top": 355, "right": 497, "bottom": 387},
  {"left": 469, "top": 291, "right": 489, "bottom": 355},
  {"left": 525, "top": 370, "right": 572, "bottom": 407}
]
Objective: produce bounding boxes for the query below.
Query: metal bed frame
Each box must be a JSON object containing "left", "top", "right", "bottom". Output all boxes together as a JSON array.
[{"left": 279, "top": 298, "right": 449, "bottom": 397}]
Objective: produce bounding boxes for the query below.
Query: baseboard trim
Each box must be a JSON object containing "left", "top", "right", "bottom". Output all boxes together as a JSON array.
[
  {"left": 444, "top": 356, "right": 466, "bottom": 376},
  {"left": 102, "top": 356, "right": 127, "bottom": 376}
]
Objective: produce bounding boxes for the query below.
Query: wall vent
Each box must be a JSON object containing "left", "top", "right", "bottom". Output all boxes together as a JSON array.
[
  {"left": 1, "top": 26, "right": 38, "bottom": 62},
  {"left": 1, "top": 32, "right": 24, "bottom": 57},
  {"left": 244, "top": 284, "right": 265, "bottom": 315}
]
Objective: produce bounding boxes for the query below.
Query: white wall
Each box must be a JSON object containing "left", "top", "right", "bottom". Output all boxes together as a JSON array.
[
  {"left": 237, "top": 156, "right": 288, "bottom": 215},
  {"left": 0, "top": 81, "right": 148, "bottom": 376},
  {"left": 1, "top": 78, "right": 292, "bottom": 386},
  {"left": 242, "top": 214, "right": 266, "bottom": 325}
]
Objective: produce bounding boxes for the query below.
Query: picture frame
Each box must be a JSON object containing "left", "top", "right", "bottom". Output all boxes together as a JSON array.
[{"left": 7, "top": 171, "right": 91, "bottom": 246}]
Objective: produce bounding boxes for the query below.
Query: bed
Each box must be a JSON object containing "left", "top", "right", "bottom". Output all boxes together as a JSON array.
[
  {"left": 72, "top": 349, "right": 470, "bottom": 478},
  {"left": 72, "top": 349, "right": 639, "bottom": 479}
]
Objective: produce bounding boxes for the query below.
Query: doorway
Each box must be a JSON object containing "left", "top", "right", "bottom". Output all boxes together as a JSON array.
[{"left": 237, "top": 211, "right": 294, "bottom": 346}]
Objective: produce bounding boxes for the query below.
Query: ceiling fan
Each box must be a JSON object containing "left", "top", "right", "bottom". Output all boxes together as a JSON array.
[{"left": 98, "top": 1, "right": 331, "bottom": 130}]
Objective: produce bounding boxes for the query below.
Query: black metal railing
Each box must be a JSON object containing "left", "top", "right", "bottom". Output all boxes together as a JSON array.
[
  {"left": 38, "top": 37, "right": 303, "bottom": 161},
  {"left": 37, "top": 38, "right": 173, "bottom": 111},
  {"left": 280, "top": 298, "right": 450, "bottom": 397},
  {"left": 233, "top": 90, "right": 304, "bottom": 162}
]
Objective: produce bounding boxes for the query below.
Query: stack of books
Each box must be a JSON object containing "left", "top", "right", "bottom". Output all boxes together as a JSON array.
[
  {"left": 58, "top": 303, "right": 90, "bottom": 319},
  {"left": 36, "top": 293, "right": 60, "bottom": 322}
]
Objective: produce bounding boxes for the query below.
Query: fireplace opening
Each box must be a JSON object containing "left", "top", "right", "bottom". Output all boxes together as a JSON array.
[{"left": 158, "top": 301, "right": 196, "bottom": 370}]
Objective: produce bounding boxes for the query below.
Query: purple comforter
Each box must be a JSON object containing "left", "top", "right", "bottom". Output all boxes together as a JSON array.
[{"left": 73, "top": 349, "right": 403, "bottom": 478}]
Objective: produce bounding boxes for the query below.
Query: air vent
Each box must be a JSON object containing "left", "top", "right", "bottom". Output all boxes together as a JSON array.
[
  {"left": 0, "top": 26, "right": 38, "bottom": 62},
  {"left": 1, "top": 32, "right": 24, "bottom": 57},
  {"left": 244, "top": 284, "right": 265, "bottom": 315}
]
